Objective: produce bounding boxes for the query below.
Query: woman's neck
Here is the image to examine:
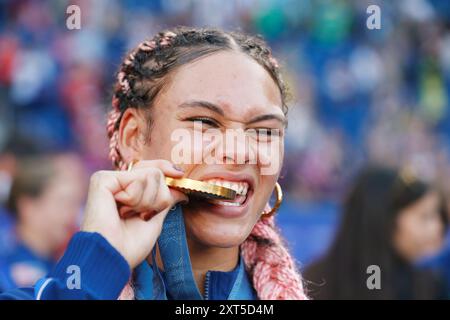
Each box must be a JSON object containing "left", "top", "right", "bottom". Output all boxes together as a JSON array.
[{"left": 186, "top": 237, "right": 240, "bottom": 296}]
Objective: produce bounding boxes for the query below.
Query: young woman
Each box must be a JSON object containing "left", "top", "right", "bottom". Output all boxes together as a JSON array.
[
  {"left": 0, "top": 27, "right": 307, "bottom": 300},
  {"left": 304, "top": 166, "right": 447, "bottom": 299}
]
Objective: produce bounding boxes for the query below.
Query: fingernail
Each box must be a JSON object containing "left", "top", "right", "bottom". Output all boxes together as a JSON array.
[
  {"left": 121, "top": 210, "right": 136, "bottom": 219},
  {"left": 173, "top": 165, "right": 184, "bottom": 172},
  {"left": 141, "top": 211, "right": 154, "bottom": 221}
]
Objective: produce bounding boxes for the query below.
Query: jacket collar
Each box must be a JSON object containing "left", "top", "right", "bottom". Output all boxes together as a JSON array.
[{"left": 134, "top": 205, "right": 257, "bottom": 300}]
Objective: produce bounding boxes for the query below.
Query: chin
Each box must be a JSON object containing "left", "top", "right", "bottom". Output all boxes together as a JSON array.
[{"left": 183, "top": 206, "right": 259, "bottom": 248}]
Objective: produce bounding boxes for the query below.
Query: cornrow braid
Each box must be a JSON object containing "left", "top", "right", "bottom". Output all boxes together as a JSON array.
[
  {"left": 241, "top": 212, "right": 308, "bottom": 300},
  {"left": 108, "top": 26, "right": 306, "bottom": 300},
  {"left": 228, "top": 31, "right": 287, "bottom": 116}
]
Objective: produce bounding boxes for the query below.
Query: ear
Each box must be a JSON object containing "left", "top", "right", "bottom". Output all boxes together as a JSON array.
[{"left": 118, "top": 108, "right": 148, "bottom": 163}]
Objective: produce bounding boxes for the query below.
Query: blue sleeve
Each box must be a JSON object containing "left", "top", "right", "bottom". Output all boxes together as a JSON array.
[
  {"left": 0, "top": 232, "right": 131, "bottom": 300},
  {"left": 420, "top": 244, "right": 450, "bottom": 297}
]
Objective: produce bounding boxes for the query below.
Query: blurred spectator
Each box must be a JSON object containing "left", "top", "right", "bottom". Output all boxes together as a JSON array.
[
  {"left": 304, "top": 166, "right": 447, "bottom": 299},
  {"left": 420, "top": 189, "right": 450, "bottom": 298},
  {"left": 0, "top": 135, "right": 42, "bottom": 254},
  {"left": 0, "top": 153, "right": 86, "bottom": 291}
]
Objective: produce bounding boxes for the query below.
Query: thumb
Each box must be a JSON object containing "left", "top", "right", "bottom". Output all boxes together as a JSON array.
[{"left": 170, "top": 188, "right": 189, "bottom": 206}]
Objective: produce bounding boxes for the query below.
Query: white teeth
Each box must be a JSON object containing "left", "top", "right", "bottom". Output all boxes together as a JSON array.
[
  {"left": 212, "top": 200, "right": 241, "bottom": 206},
  {"left": 204, "top": 179, "right": 249, "bottom": 196}
]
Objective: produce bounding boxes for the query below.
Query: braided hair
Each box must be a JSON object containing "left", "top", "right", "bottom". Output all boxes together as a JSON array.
[{"left": 108, "top": 26, "right": 307, "bottom": 300}]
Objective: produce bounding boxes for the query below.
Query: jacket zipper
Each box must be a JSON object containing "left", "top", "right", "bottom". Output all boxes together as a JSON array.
[{"left": 203, "top": 271, "right": 211, "bottom": 300}]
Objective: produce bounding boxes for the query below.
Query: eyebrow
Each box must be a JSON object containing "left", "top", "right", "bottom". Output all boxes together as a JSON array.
[{"left": 178, "top": 100, "right": 287, "bottom": 126}]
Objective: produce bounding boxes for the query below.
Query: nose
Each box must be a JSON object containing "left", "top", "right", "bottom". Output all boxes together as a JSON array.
[{"left": 220, "top": 130, "right": 251, "bottom": 165}]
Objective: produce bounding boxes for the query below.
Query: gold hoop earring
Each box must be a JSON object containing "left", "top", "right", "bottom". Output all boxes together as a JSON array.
[
  {"left": 127, "top": 159, "right": 139, "bottom": 171},
  {"left": 262, "top": 182, "right": 283, "bottom": 218}
]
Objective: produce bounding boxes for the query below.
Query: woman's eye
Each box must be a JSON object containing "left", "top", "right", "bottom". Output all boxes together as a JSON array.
[
  {"left": 188, "top": 117, "right": 219, "bottom": 128},
  {"left": 253, "top": 128, "right": 282, "bottom": 138},
  {"left": 257, "top": 129, "right": 272, "bottom": 136}
]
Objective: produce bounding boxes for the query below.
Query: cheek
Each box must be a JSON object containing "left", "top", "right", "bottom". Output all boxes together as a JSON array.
[
  {"left": 40, "top": 200, "right": 64, "bottom": 225},
  {"left": 256, "top": 175, "right": 278, "bottom": 213},
  {"left": 142, "top": 128, "right": 175, "bottom": 160},
  {"left": 394, "top": 217, "right": 414, "bottom": 252},
  {"left": 394, "top": 213, "right": 431, "bottom": 259},
  {"left": 423, "top": 218, "right": 444, "bottom": 246},
  {"left": 397, "top": 216, "right": 419, "bottom": 243},
  {"left": 255, "top": 139, "right": 284, "bottom": 176}
]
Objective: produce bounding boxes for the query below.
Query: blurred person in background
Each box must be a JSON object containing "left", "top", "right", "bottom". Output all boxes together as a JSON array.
[
  {"left": 0, "top": 135, "right": 42, "bottom": 256},
  {"left": 0, "top": 145, "right": 19, "bottom": 256},
  {"left": 420, "top": 189, "right": 450, "bottom": 298},
  {"left": 304, "top": 166, "right": 447, "bottom": 299},
  {"left": 0, "top": 153, "right": 86, "bottom": 291}
]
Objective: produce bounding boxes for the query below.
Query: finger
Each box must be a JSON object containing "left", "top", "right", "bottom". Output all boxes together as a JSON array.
[
  {"left": 139, "top": 190, "right": 187, "bottom": 221},
  {"left": 137, "top": 169, "right": 165, "bottom": 213},
  {"left": 152, "top": 176, "right": 174, "bottom": 213},
  {"left": 118, "top": 205, "right": 139, "bottom": 219},
  {"left": 136, "top": 162, "right": 189, "bottom": 206},
  {"left": 150, "top": 174, "right": 190, "bottom": 211},
  {"left": 131, "top": 159, "right": 185, "bottom": 177},
  {"left": 170, "top": 189, "right": 189, "bottom": 205},
  {"left": 139, "top": 189, "right": 188, "bottom": 221},
  {"left": 114, "top": 178, "right": 146, "bottom": 206},
  {"left": 139, "top": 210, "right": 154, "bottom": 221},
  {"left": 101, "top": 160, "right": 183, "bottom": 196},
  {"left": 136, "top": 169, "right": 188, "bottom": 215},
  {"left": 103, "top": 162, "right": 187, "bottom": 218},
  {"left": 127, "top": 205, "right": 172, "bottom": 237},
  {"left": 106, "top": 162, "right": 183, "bottom": 196}
]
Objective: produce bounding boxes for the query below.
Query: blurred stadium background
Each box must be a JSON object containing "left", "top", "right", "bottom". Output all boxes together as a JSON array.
[{"left": 0, "top": 0, "right": 449, "bottom": 273}]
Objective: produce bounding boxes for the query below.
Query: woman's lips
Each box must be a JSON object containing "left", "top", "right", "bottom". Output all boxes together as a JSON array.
[
  {"left": 185, "top": 172, "right": 255, "bottom": 218},
  {"left": 199, "top": 188, "right": 254, "bottom": 218},
  {"left": 206, "top": 194, "right": 247, "bottom": 206},
  {"left": 188, "top": 176, "right": 255, "bottom": 218}
]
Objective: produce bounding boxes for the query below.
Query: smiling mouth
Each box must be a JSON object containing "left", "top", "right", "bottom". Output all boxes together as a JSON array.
[{"left": 202, "top": 179, "right": 250, "bottom": 207}]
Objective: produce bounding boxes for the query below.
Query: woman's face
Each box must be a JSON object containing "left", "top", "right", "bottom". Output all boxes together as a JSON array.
[
  {"left": 393, "top": 191, "right": 444, "bottom": 262},
  {"left": 124, "top": 51, "right": 285, "bottom": 248}
]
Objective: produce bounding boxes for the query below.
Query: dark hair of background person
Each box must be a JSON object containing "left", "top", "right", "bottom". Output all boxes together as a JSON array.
[
  {"left": 304, "top": 166, "right": 448, "bottom": 300},
  {"left": 6, "top": 156, "right": 56, "bottom": 220}
]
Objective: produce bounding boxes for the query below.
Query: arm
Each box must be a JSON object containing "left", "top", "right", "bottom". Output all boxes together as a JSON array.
[
  {"left": 0, "top": 232, "right": 130, "bottom": 300},
  {"left": 1, "top": 160, "right": 186, "bottom": 300}
]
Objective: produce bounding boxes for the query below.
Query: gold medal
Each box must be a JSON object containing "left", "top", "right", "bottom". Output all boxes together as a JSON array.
[
  {"left": 127, "top": 160, "right": 236, "bottom": 200},
  {"left": 165, "top": 177, "right": 236, "bottom": 200}
]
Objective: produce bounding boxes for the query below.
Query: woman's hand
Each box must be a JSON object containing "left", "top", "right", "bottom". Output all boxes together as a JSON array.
[{"left": 81, "top": 160, "right": 188, "bottom": 269}]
